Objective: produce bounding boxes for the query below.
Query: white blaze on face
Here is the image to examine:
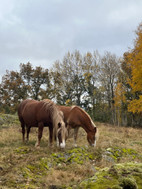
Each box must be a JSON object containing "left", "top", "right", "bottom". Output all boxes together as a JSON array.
[
  {"left": 93, "top": 139, "right": 96, "bottom": 147},
  {"left": 91, "top": 121, "right": 98, "bottom": 147},
  {"left": 56, "top": 137, "right": 59, "bottom": 147},
  {"left": 60, "top": 121, "right": 66, "bottom": 148},
  {"left": 60, "top": 139, "right": 65, "bottom": 148},
  {"left": 90, "top": 138, "right": 96, "bottom": 147}
]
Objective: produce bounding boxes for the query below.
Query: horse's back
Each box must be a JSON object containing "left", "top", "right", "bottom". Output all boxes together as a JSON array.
[
  {"left": 18, "top": 99, "right": 40, "bottom": 126},
  {"left": 58, "top": 105, "right": 82, "bottom": 126},
  {"left": 67, "top": 106, "right": 83, "bottom": 126},
  {"left": 19, "top": 99, "right": 54, "bottom": 127},
  {"left": 18, "top": 99, "right": 36, "bottom": 116},
  {"left": 58, "top": 106, "right": 72, "bottom": 123},
  {"left": 68, "top": 106, "right": 94, "bottom": 129}
]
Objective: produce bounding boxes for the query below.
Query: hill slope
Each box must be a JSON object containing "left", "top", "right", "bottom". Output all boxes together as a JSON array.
[{"left": 0, "top": 115, "right": 142, "bottom": 188}]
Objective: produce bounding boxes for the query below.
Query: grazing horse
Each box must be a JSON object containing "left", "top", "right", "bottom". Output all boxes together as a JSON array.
[
  {"left": 58, "top": 105, "right": 97, "bottom": 147},
  {"left": 18, "top": 99, "right": 66, "bottom": 148}
]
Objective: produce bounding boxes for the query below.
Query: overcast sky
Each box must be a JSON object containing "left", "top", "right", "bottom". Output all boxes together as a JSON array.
[{"left": 0, "top": 0, "right": 142, "bottom": 78}]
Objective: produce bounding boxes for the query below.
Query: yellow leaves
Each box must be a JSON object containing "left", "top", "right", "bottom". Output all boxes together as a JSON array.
[
  {"left": 65, "top": 99, "right": 72, "bottom": 106},
  {"left": 125, "top": 22, "right": 142, "bottom": 113},
  {"left": 128, "top": 95, "right": 142, "bottom": 113},
  {"left": 131, "top": 61, "right": 142, "bottom": 92},
  {"left": 114, "top": 82, "right": 126, "bottom": 108},
  {"left": 83, "top": 72, "right": 92, "bottom": 83},
  {"left": 86, "top": 52, "right": 92, "bottom": 58}
]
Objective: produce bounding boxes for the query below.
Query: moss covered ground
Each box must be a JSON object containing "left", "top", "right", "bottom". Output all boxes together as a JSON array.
[{"left": 0, "top": 114, "right": 142, "bottom": 188}]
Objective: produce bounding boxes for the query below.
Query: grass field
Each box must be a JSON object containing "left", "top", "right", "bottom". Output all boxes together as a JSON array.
[{"left": 0, "top": 114, "right": 142, "bottom": 188}]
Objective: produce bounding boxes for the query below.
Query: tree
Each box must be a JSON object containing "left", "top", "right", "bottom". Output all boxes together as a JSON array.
[
  {"left": 82, "top": 51, "right": 100, "bottom": 115},
  {"left": 31, "top": 66, "right": 49, "bottom": 100},
  {"left": 0, "top": 70, "right": 28, "bottom": 113},
  {"left": 114, "top": 82, "right": 126, "bottom": 126},
  {"left": 51, "top": 51, "right": 85, "bottom": 106},
  {"left": 99, "top": 52, "right": 120, "bottom": 123},
  {"left": 0, "top": 63, "right": 51, "bottom": 113},
  {"left": 20, "top": 63, "right": 50, "bottom": 100},
  {"left": 126, "top": 23, "right": 142, "bottom": 113}
]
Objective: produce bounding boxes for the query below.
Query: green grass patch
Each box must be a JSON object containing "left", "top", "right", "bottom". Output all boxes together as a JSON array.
[{"left": 80, "top": 163, "right": 142, "bottom": 189}]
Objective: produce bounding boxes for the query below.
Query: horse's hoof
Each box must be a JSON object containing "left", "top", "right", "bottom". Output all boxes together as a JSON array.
[
  {"left": 35, "top": 142, "right": 40, "bottom": 148},
  {"left": 35, "top": 145, "right": 40, "bottom": 149}
]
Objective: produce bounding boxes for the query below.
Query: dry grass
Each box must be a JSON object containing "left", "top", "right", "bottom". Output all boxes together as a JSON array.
[
  {"left": 97, "top": 122, "right": 142, "bottom": 151},
  {"left": 0, "top": 121, "right": 142, "bottom": 188}
]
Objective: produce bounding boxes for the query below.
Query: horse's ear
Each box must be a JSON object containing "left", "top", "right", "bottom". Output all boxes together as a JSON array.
[{"left": 58, "top": 122, "right": 61, "bottom": 128}]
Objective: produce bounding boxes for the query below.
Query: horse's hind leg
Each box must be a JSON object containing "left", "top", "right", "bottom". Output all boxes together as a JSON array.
[
  {"left": 74, "top": 127, "right": 79, "bottom": 147},
  {"left": 26, "top": 126, "right": 31, "bottom": 142},
  {"left": 35, "top": 122, "right": 44, "bottom": 148},
  {"left": 21, "top": 122, "right": 25, "bottom": 143}
]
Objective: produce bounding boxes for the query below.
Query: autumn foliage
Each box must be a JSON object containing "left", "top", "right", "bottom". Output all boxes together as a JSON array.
[{"left": 125, "top": 23, "right": 142, "bottom": 113}]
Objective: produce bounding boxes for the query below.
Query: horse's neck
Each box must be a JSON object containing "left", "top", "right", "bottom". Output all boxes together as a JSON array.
[
  {"left": 81, "top": 119, "right": 94, "bottom": 133},
  {"left": 77, "top": 108, "right": 95, "bottom": 133}
]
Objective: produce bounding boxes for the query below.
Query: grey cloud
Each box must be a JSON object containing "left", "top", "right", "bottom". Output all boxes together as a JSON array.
[{"left": 0, "top": 0, "right": 142, "bottom": 78}]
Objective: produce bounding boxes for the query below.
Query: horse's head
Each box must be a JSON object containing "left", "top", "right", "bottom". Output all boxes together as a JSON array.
[
  {"left": 53, "top": 111, "right": 66, "bottom": 148},
  {"left": 87, "top": 127, "right": 97, "bottom": 147},
  {"left": 57, "top": 121, "right": 68, "bottom": 148}
]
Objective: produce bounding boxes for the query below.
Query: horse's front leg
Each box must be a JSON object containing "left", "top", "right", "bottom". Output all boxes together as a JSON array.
[
  {"left": 35, "top": 122, "right": 44, "bottom": 148},
  {"left": 74, "top": 127, "right": 79, "bottom": 147}
]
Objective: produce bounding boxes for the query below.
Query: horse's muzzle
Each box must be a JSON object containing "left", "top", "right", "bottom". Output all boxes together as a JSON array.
[
  {"left": 91, "top": 141, "right": 96, "bottom": 147},
  {"left": 60, "top": 140, "right": 65, "bottom": 148}
]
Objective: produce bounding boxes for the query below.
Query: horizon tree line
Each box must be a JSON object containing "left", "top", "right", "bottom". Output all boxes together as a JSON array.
[{"left": 0, "top": 22, "right": 142, "bottom": 127}]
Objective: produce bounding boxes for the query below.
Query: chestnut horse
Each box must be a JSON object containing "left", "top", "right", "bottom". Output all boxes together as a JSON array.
[
  {"left": 58, "top": 105, "right": 97, "bottom": 147},
  {"left": 18, "top": 99, "right": 66, "bottom": 148}
]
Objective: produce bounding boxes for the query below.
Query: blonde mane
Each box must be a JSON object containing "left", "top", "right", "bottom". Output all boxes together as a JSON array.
[
  {"left": 42, "top": 99, "right": 56, "bottom": 117},
  {"left": 42, "top": 99, "right": 63, "bottom": 122},
  {"left": 42, "top": 99, "right": 65, "bottom": 140}
]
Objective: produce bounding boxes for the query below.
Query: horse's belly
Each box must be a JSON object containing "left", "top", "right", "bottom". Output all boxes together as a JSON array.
[
  {"left": 43, "top": 123, "right": 49, "bottom": 127},
  {"left": 25, "top": 120, "right": 38, "bottom": 127}
]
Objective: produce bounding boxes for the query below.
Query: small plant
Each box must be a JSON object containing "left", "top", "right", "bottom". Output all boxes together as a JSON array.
[{"left": 119, "top": 177, "right": 138, "bottom": 189}]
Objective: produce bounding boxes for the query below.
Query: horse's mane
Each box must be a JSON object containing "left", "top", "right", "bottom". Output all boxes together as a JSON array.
[
  {"left": 42, "top": 99, "right": 62, "bottom": 120},
  {"left": 71, "top": 105, "right": 96, "bottom": 128},
  {"left": 42, "top": 99, "right": 64, "bottom": 139},
  {"left": 42, "top": 99, "right": 55, "bottom": 115}
]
